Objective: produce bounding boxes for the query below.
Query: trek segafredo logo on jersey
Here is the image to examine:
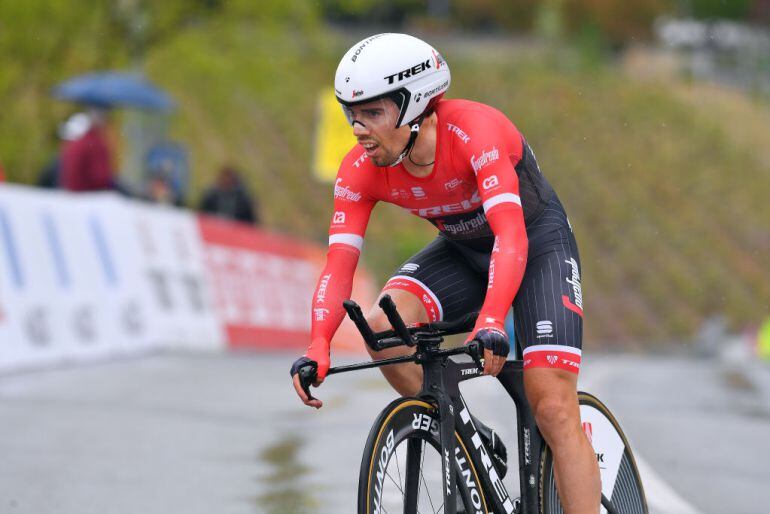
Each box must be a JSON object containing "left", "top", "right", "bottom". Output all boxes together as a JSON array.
[
  {"left": 408, "top": 191, "right": 482, "bottom": 217},
  {"left": 470, "top": 147, "right": 500, "bottom": 174},
  {"left": 334, "top": 178, "right": 362, "bottom": 202},
  {"left": 447, "top": 123, "right": 470, "bottom": 144},
  {"left": 565, "top": 258, "right": 583, "bottom": 310}
]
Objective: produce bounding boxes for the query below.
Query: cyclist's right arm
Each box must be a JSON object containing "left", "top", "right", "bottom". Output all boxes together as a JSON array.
[{"left": 295, "top": 160, "right": 377, "bottom": 390}]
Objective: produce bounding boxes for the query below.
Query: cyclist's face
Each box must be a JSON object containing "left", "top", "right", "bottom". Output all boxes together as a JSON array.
[{"left": 343, "top": 99, "right": 409, "bottom": 166}]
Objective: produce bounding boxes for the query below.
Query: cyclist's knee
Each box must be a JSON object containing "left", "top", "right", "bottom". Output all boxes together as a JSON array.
[{"left": 532, "top": 394, "right": 575, "bottom": 437}]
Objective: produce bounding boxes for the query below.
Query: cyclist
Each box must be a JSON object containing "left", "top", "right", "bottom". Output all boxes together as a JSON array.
[{"left": 292, "top": 33, "right": 601, "bottom": 513}]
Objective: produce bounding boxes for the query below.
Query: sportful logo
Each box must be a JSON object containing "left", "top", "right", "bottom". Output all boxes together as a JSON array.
[
  {"left": 400, "top": 263, "right": 419, "bottom": 273},
  {"left": 384, "top": 59, "right": 432, "bottom": 85},
  {"left": 536, "top": 320, "right": 553, "bottom": 338},
  {"left": 447, "top": 123, "right": 470, "bottom": 143},
  {"left": 411, "top": 186, "right": 426, "bottom": 199},
  {"left": 470, "top": 147, "right": 500, "bottom": 174},
  {"left": 334, "top": 178, "right": 362, "bottom": 202}
]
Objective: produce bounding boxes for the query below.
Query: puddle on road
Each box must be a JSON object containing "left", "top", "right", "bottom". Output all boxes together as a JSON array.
[{"left": 257, "top": 435, "right": 317, "bottom": 513}]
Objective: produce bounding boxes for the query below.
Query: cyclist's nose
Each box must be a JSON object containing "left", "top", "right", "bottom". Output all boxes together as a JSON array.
[{"left": 352, "top": 121, "right": 369, "bottom": 137}]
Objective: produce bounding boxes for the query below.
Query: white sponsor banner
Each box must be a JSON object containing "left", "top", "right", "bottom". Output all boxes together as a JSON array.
[
  {"left": 0, "top": 184, "right": 224, "bottom": 373},
  {"left": 129, "top": 202, "right": 223, "bottom": 350}
]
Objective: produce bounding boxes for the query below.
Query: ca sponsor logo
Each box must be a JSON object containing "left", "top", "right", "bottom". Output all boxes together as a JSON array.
[
  {"left": 352, "top": 89, "right": 364, "bottom": 98},
  {"left": 482, "top": 175, "right": 499, "bottom": 190},
  {"left": 332, "top": 211, "right": 346, "bottom": 224},
  {"left": 470, "top": 147, "right": 500, "bottom": 174},
  {"left": 447, "top": 123, "right": 470, "bottom": 143},
  {"left": 384, "top": 59, "right": 432, "bottom": 85},
  {"left": 334, "top": 178, "right": 363, "bottom": 201},
  {"left": 314, "top": 308, "right": 330, "bottom": 321}
]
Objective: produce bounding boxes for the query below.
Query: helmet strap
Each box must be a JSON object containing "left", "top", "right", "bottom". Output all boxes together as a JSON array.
[{"left": 388, "top": 115, "right": 425, "bottom": 168}]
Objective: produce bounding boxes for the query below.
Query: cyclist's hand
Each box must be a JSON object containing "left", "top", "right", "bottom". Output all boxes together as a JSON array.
[
  {"left": 291, "top": 357, "right": 324, "bottom": 409},
  {"left": 469, "top": 327, "right": 509, "bottom": 376}
]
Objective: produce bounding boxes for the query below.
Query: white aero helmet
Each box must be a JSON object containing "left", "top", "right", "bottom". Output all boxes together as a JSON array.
[{"left": 335, "top": 33, "right": 450, "bottom": 129}]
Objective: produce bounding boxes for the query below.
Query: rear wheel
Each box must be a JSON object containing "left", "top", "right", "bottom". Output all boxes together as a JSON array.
[
  {"left": 539, "top": 392, "right": 648, "bottom": 514},
  {"left": 358, "top": 397, "right": 488, "bottom": 514}
]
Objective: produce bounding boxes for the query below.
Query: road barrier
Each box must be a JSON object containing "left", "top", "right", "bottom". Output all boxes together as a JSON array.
[{"left": 0, "top": 184, "right": 374, "bottom": 372}]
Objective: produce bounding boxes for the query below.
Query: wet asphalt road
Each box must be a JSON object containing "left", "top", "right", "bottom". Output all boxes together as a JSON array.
[{"left": 0, "top": 350, "right": 768, "bottom": 514}]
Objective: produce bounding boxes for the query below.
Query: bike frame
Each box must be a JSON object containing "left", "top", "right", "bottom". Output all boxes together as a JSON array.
[
  {"left": 302, "top": 296, "right": 618, "bottom": 513},
  {"left": 417, "top": 353, "right": 541, "bottom": 514}
]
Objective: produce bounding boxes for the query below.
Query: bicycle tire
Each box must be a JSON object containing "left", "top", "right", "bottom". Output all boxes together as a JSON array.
[
  {"left": 358, "top": 397, "right": 488, "bottom": 514},
  {"left": 539, "top": 392, "right": 648, "bottom": 514}
]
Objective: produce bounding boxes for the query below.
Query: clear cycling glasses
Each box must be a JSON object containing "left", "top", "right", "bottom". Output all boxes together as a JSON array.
[{"left": 341, "top": 99, "right": 399, "bottom": 130}]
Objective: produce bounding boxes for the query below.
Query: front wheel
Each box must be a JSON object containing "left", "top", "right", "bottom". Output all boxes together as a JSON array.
[
  {"left": 358, "top": 397, "right": 488, "bottom": 514},
  {"left": 540, "top": 392, "right": 648, "bottom": 514}
]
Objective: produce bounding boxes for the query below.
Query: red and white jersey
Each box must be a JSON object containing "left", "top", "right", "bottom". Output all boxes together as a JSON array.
[{"left": 307, "top": 99, "right": 554, "bottom": 367}]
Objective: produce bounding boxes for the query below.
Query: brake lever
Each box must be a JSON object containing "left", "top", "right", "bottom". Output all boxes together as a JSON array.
[
  {"left": 466, "top": 341, "right": 484, "bottom": 371},
  {"left": 298, "top": 363, "right": 318, "bottom": 401}
]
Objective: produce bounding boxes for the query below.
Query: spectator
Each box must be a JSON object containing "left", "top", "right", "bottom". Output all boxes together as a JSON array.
[
  {"left": 38, "top": 112, "right": 91, "bottom": 188},
  {"left": 144, "top": 165, "right": 180, "bottom": 206},
  {"left": 60, "top": 108, "right": 116, "bottom": 192},
  {"left": 199, "top": 165, "right": 259, "bottom": 224}
]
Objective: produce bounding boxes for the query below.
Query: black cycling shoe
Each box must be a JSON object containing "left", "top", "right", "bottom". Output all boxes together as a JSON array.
[{"left": 472, "top": 415, "right": 508, "bottom": 479}]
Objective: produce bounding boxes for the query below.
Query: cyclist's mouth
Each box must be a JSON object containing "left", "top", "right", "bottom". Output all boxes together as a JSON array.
[{"left": 360, "top": 141, "right": 379, "bottom": 156}]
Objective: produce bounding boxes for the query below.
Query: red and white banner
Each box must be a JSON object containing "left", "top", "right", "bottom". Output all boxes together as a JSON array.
[
  {"left": 0, "top": 184, "right": 375, "bottom": 372},
  {"left": 198, "top": 216, "right": 375, "bottom": 352}
]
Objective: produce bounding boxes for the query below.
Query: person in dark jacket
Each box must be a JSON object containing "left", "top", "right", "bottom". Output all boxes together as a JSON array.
[{"left": 199, "top": 165, "right": 259, "bottom": 224}]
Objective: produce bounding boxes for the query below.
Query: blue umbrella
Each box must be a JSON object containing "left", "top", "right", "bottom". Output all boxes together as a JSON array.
[{"left": 53, "top": 71, "right": 175, "bottom": 112}]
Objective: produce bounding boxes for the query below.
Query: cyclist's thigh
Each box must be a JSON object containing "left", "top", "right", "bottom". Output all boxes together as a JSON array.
[
  {"left": 513, "top": 223, "right": 584, "bottom": 374},
  {"left": 382, "top": 236, "right": 486, "bottom": 322}
]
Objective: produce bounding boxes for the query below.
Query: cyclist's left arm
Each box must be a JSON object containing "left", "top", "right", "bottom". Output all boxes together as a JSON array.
[{"left": 458, "top": 115, "right": 528, "bottom": 373}]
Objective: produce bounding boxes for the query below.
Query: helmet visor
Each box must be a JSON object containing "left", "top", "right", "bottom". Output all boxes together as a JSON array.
[{"left": 341, "top": 98, "right": 400, "bottom": 130}]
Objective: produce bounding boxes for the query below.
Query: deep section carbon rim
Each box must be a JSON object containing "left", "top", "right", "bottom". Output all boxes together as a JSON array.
[
  {"left": 539, "top": 393, "right": 648, "bottom": 514},
  {"left": 358, "top": 399, "right": 485, "bottom": 514}
]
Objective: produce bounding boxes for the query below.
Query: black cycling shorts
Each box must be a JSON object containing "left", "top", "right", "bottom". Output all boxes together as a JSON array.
[{"left": 383, "top": 195, "right": 584, "bottom": 373}]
